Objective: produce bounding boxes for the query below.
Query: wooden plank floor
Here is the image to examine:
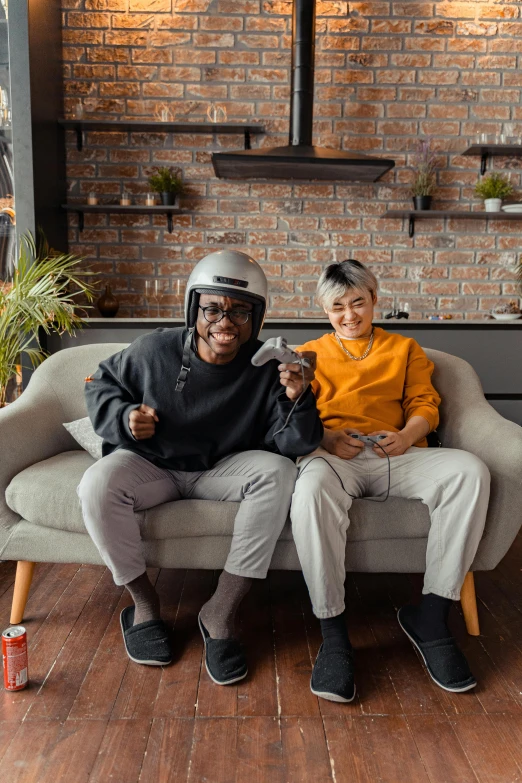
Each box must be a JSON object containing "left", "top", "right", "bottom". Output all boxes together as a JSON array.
[{"left": 1, "top": 533, "right": 522, "bottom": 782}]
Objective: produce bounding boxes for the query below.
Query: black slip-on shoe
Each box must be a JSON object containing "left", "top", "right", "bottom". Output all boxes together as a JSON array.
[
  {"left": 120, "top": 605, "right": 172, "bottom": 666},
  {"left": 397, "top": 606, "right": 477, "bottom": 693},
  {"left": 310, "top": 643, "right": 356, "bottom": 703},
  {"left": 198, "top": 613, "right": 248, "bottom": 686}
]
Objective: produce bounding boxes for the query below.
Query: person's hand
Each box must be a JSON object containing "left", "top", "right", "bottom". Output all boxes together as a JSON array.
[
  {"left": 279, "top": 350, "right": 316, "bottom": 402},
  {"left": 129, "top": 404, "right": 159, "bottom": 440},
  {"left": 368, "top": 430, "right": 411, "bottom": 457},
  {"left": 322, "top": 428, "right": 364, "bottom": 460}
]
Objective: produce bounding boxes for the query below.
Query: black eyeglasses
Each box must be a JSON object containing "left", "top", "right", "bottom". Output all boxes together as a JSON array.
[{"left": 199, "top": 305, "right": 252, "bottom": 326}]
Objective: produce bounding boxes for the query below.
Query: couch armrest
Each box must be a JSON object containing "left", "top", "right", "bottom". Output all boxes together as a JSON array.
[
  {"left": 432, "top": 351, "right": 522, "bottom": 571},
  {"left": 0, "top": 376, "right": 73, "bottom": 536}
]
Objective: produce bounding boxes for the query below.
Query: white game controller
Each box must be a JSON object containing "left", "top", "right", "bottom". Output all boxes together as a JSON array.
[
  {"left": 251, "top": 337, "right": 311, "bottom": 368},
  {"left": 351, "top": 434, "right": 387, "bottom": 446}
]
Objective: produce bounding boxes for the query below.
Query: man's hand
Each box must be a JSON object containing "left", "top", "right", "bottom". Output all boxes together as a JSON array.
[
  {"left": 322, "top": 428, "right": 364, "bottom": 460},
  {"left": 129, "top": 404, "right": 159, "bottom": 440},
  {"left": 368, "top": 430, "right": 411, "bottom": 457},
  {"left": 278, "top": 350, "right": 317, "bottom": 402}
]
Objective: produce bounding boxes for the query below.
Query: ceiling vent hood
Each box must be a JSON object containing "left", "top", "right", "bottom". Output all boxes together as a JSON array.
[{"left": 212, "top": 0, "right": 395, "bottom": 182}]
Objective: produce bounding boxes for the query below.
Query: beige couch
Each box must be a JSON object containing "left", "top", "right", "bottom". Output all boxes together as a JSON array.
[{"left": 1, "top": 343, "right": 522, "bottom": 634}]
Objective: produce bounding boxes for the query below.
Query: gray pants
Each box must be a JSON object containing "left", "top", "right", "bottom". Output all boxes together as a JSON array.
[
  {"left": 78, "top": 449, "right": 297, "bottom": 586},
  {"left": 291, "top": 446, "right": 490, "bottom": 618}
]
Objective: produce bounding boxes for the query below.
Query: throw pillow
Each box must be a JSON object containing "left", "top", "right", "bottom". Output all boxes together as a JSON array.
[{"left": 63, "top": 417, "right": 103, "bottom": 460}]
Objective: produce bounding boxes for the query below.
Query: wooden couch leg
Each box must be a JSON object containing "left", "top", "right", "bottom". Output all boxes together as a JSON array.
[
  {"left": 10, "top": 561, "right": 35, "bottom": 625},
  {"left": 460, "top": 571, "right": 480, "bottom": 636}
]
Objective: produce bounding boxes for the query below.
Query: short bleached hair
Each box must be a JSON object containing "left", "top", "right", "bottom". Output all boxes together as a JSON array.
[{"left": 316, "top": 259, "right": 378, "bottom": 311}]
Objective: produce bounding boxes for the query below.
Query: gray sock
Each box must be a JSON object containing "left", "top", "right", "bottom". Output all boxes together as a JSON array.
[
  {"left": 125, "top": 572, "right": 160, "bottom": 625},
  {"left": 199, "top": 570, "right": 253, "bottom": 639}
]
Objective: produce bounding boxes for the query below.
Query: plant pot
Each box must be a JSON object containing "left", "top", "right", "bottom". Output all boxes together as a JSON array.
[
  {"left": 484, "top": 198, "right": 502, "bottom": 213},
  {"left": 160, "top": 192, "right": 178, "bottom": 206},
  {"left": 413, "top": 196, "right": 432, "bottom": 211},
  {"left": 97, "top": 285, "right": 119, "bottom": 318}
]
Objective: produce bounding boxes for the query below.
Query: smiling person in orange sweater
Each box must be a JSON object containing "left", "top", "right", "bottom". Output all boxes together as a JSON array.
[{"left": 291, "top": 259, "right": 490, "bottom": 703}]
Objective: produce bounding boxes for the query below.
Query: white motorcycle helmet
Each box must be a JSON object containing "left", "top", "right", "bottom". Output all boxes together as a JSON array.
[{"left": 184, "top": 249, "right": 268, "bottom": 340}]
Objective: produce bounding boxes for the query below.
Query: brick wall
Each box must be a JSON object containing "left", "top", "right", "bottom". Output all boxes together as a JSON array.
[{"left": 62, "top": 0, "right": 522, "bottom": 319}]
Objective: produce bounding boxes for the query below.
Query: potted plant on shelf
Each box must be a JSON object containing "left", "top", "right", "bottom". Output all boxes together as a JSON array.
[
  {"left": 474, "top": 172, "right": 514, "bottom": 213},
  {"left": 0, "top": 234, "right": 95, "bottom": 407},
  {"left": 148, "top": 167, "right": 185, "bottom": 207},
  {"left": 410, "top": 138, "right": 437, "bottom": 211}
]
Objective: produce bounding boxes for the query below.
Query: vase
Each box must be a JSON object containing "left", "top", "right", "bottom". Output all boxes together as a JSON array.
[
  {"left": 161, "top": 192, "right": 178, "bottom": 206},
  {"left": 484, "top": 198, "right": 502, "bottom": 213},
  {"left": 413, "top": 196, "right": 432, "bottom": 211},
  {"left": 97, "top": 285, "right": 119, "bottom": 318}
]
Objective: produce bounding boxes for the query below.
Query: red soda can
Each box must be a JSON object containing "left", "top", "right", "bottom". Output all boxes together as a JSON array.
[{"left": 2, "top": 626, "right": 28, "bottom": 691}]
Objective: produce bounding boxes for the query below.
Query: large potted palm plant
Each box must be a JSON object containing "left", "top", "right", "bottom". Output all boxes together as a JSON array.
[{"left": 0, "top": 234, "right": 95, "bottom": 407}]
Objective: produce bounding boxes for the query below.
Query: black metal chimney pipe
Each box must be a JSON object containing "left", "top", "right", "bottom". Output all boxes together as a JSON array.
[
  {"left": 211, "top": 0, "right": 395, "bottom": 181},
  {"left": 289, "top": 0, "right": 316, "bottom": 147}
]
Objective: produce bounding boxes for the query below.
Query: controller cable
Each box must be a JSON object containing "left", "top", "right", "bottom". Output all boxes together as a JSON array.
[
  {"left": 297, "top": 437, "right": 391, "bottom": 502},
  {"left": 273, "top": 361, "right": 307, "bottom": 437},
  {"left": 272, "top": 364, "right": 392, "bottom": 502}
]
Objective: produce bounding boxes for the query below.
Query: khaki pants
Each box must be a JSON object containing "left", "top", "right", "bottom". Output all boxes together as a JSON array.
[
  {"left": 290, "top": 446, "right": 490, "bottom": 618},
  {"left": 78, "top": 448, "right": 297, "bottom": 586}
]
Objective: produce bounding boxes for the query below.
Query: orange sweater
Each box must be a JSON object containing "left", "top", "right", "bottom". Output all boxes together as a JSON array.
[{"left": 298, "top": 328, "right": 440, "bottom": 448}]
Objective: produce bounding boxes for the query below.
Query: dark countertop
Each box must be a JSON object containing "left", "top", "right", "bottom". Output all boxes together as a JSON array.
[{"left": 82, "top": 317, "right": 522, "bottom": 329}]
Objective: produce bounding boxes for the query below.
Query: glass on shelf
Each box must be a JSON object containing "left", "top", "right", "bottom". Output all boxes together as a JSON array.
[
  {"left": 144, "top": 279, "right": 168, "bottom": 317},
  {"left": 474, "top": 132, "right": 491, "bottom": 146},
  {"left": 73, "top": 99, "right": 84, "bottom": 120},
  {"left": 145, "top": 192, "right": 156, "bottom": 206},
  {"left": 87, "top": 191, "right": 97, "bottom": 205},
  {"left": 144, "top": 279, "right": 154, "bottom": 316},
  {"left": 503, "top": 124, "right": 521, "bottom": 145},
  {"left": 206, "top": 103, "right": 227, "bottom": 123},
  {"left": 120, "top": 191, "right": 131, "bottom": 206},
  {"left": 172, "top": 279, "right": 183, "bottom": 318},
  {"left": 154, "top": 104, "right": 173, "bottom": 122},
  {"left": 154, "top": 279, "right": 168, "bottom": 317}
]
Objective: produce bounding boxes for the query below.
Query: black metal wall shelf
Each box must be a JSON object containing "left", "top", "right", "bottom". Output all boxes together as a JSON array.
[
  {"left": 382, "top": 209, "right": 522, "bottom": 237},
  {"left": 463, "top": 143, "right": 522, "bottom": 175},
  {"left": 58, "top": 118, "right": 265, "bottom": 152},
  {"left": 62, "top": 203, "right": 182, "bottom": 233}
]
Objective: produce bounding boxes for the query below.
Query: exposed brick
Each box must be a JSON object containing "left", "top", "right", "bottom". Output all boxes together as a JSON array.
[
  {"left": 436, "top": 2, "right": 476, "bottom": 19},
  {"left": 67, "top": 12, "right": 110, "bottom": 27},
  {"left": 74, "top": 64, "right": 116, "bottom": 79},
  {"left": 63, "top": 29, "right": 104, "bottom": 44},
  {"left": 193, "top": 32, "right": 235, "bottom": 47},
  {"left": 99, "top": 82, "right": 141, "bottom": 97},
  {"left": 457, "top": 21, "right": 498, "bottom": 36},
  {"left": 130, "top": 0, "right": 170, "bottom": 9},
  {"left": 480, "top": 4, "right": 519, "bottom": 19},
  {"left": 371, "top": 19, "right": 411, "bottom": 34},
  {"left": 157, "top": 14, "right": 198, "bottom": 30},
  {"left": 86, "top": 0, "right": 126, "bottom": 7},
  {"left": 393, "top": 3, "right": 432, "bottom": 15},
  {"left": 415, "top": 20, "right": 454, "bottom": 35},
  {"left": 447, "top": 38, "right": 487, "bottom": 52},
  {"left": 421, "top": 281, "right": 459, "bottom": 295},
  {"left": 60, "top": 0, "right": 522, "bottom": 318},
  {"left": 87, "top": 47, "right": 130, "bottom": 62},
  {"left": 105, "top": 31, "right": 148, "bottom": 46}
]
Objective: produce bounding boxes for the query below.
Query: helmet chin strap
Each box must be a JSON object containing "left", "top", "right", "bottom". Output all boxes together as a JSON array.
[{"left": 174, "top": 328, "right": 195, "bottom": 393}]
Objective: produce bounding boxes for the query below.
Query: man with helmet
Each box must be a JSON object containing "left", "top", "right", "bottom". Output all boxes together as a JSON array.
[{"left": 78, "top": 250, "right": 322, "bottom": 683}]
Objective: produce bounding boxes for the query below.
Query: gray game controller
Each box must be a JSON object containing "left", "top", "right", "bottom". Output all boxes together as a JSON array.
[
  {"left": 251, "top": 337, "right": 311, "bottom": 368},
  {"left": 351, "top": 434, "right": 387, "bottom": 446}
]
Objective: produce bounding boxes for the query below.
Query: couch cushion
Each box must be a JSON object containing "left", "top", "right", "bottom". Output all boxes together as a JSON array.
[{"left": 6, "top": 451, "right": 431, "bottom": 542}]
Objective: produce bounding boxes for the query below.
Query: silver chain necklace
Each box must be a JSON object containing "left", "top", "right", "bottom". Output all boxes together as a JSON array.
[{"left": 334, "top": 328, "right": 374, "bottom": 361}]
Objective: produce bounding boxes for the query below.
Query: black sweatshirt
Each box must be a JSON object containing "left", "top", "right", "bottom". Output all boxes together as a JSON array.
[{"left": 84, "top": 327, "right": 323, "bottom": 471}]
